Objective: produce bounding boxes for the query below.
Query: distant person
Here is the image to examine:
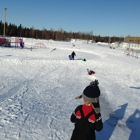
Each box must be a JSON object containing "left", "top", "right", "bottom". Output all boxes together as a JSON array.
[
  {"left": 83, "top": 58, "right": 86, "bottom": 62},
  {"left": 87, "top": 69, "right": 95, "bottom": 75},
  {"left": 19, "top": 39, "right": 24, "bottom": 48},
  {"left": 71, "top": 51, "right": 76, "bottom": 60},
  {"left": 70, "top": 80, "right": 103, "bottom": 140}
]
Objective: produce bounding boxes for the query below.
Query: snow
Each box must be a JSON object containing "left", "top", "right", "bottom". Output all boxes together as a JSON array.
[{"left": 0, "top": 39, "right": 140, "bottom": 140}]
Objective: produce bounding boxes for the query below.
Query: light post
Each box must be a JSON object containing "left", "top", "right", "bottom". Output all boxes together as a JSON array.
[{"left": 3, "top": 8, "right": 7, "bottom": 37}]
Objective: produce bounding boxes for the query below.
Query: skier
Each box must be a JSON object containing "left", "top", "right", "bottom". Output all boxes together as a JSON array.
[
  {"left": 71, "top": 51, "right": 76, "bottom": 60},
  {"left": 70, "top": 80, "right": 103, "bottom": 140}
]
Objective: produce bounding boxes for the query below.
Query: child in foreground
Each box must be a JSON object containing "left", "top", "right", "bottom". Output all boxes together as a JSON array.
[{"left": 70, "top": 80, "right": 103, "bottom": 140}]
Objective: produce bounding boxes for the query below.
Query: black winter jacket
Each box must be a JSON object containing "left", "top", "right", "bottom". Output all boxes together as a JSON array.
[{"left": 70, "top": 105, "right": 103, "bottom": 140}]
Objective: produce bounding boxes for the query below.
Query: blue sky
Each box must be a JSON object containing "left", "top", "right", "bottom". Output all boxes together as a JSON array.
[{"left": 0, "top": 0, "right": 140, "bottom": 37}]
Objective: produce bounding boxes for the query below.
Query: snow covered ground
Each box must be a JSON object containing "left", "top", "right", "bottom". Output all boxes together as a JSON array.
[{"left": 0, "top": 39, "right": 140, "bottom": 140}]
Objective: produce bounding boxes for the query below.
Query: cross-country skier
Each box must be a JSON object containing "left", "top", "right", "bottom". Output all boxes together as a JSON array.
[{"left": 70, "top": 80, "right": 103, "bottom": 140}]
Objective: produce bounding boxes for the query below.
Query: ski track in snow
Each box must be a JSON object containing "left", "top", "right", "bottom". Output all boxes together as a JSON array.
[
  {"left": 0, "top": 81, "right": 28, "bottom": 104},
  {"left": 0, "top": 58, "right": 73, "bottom": 139}
]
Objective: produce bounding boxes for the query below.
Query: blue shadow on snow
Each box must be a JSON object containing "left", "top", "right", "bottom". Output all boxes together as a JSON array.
[
  {"left": 126, "top": 109, "right": 140, "bottom": 140},
  {"left": 96, "top": 103, "right": 128, "bottom": 140}
]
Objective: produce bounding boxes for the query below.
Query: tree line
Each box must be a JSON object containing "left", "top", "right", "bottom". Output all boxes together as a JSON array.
[{"left": 0, "top": 21, "right": 124, "bottom": 43}]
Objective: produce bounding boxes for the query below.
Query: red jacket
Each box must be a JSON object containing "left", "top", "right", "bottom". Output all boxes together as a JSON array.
[{"left": 75, "top": 104, "right": 96, "bottom": 123}]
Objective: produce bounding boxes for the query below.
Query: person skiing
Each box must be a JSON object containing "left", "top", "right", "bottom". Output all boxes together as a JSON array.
[
  {"left": 71, "top": 51, "right": 76, "bottom": 60},
  {"left": 70, "top": 80, "right": 103, "bottom": 140}
]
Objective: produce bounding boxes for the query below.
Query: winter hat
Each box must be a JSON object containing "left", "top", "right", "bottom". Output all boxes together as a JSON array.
[{"left": 75, "top": 80, "right": 101, "bottom": 114}]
